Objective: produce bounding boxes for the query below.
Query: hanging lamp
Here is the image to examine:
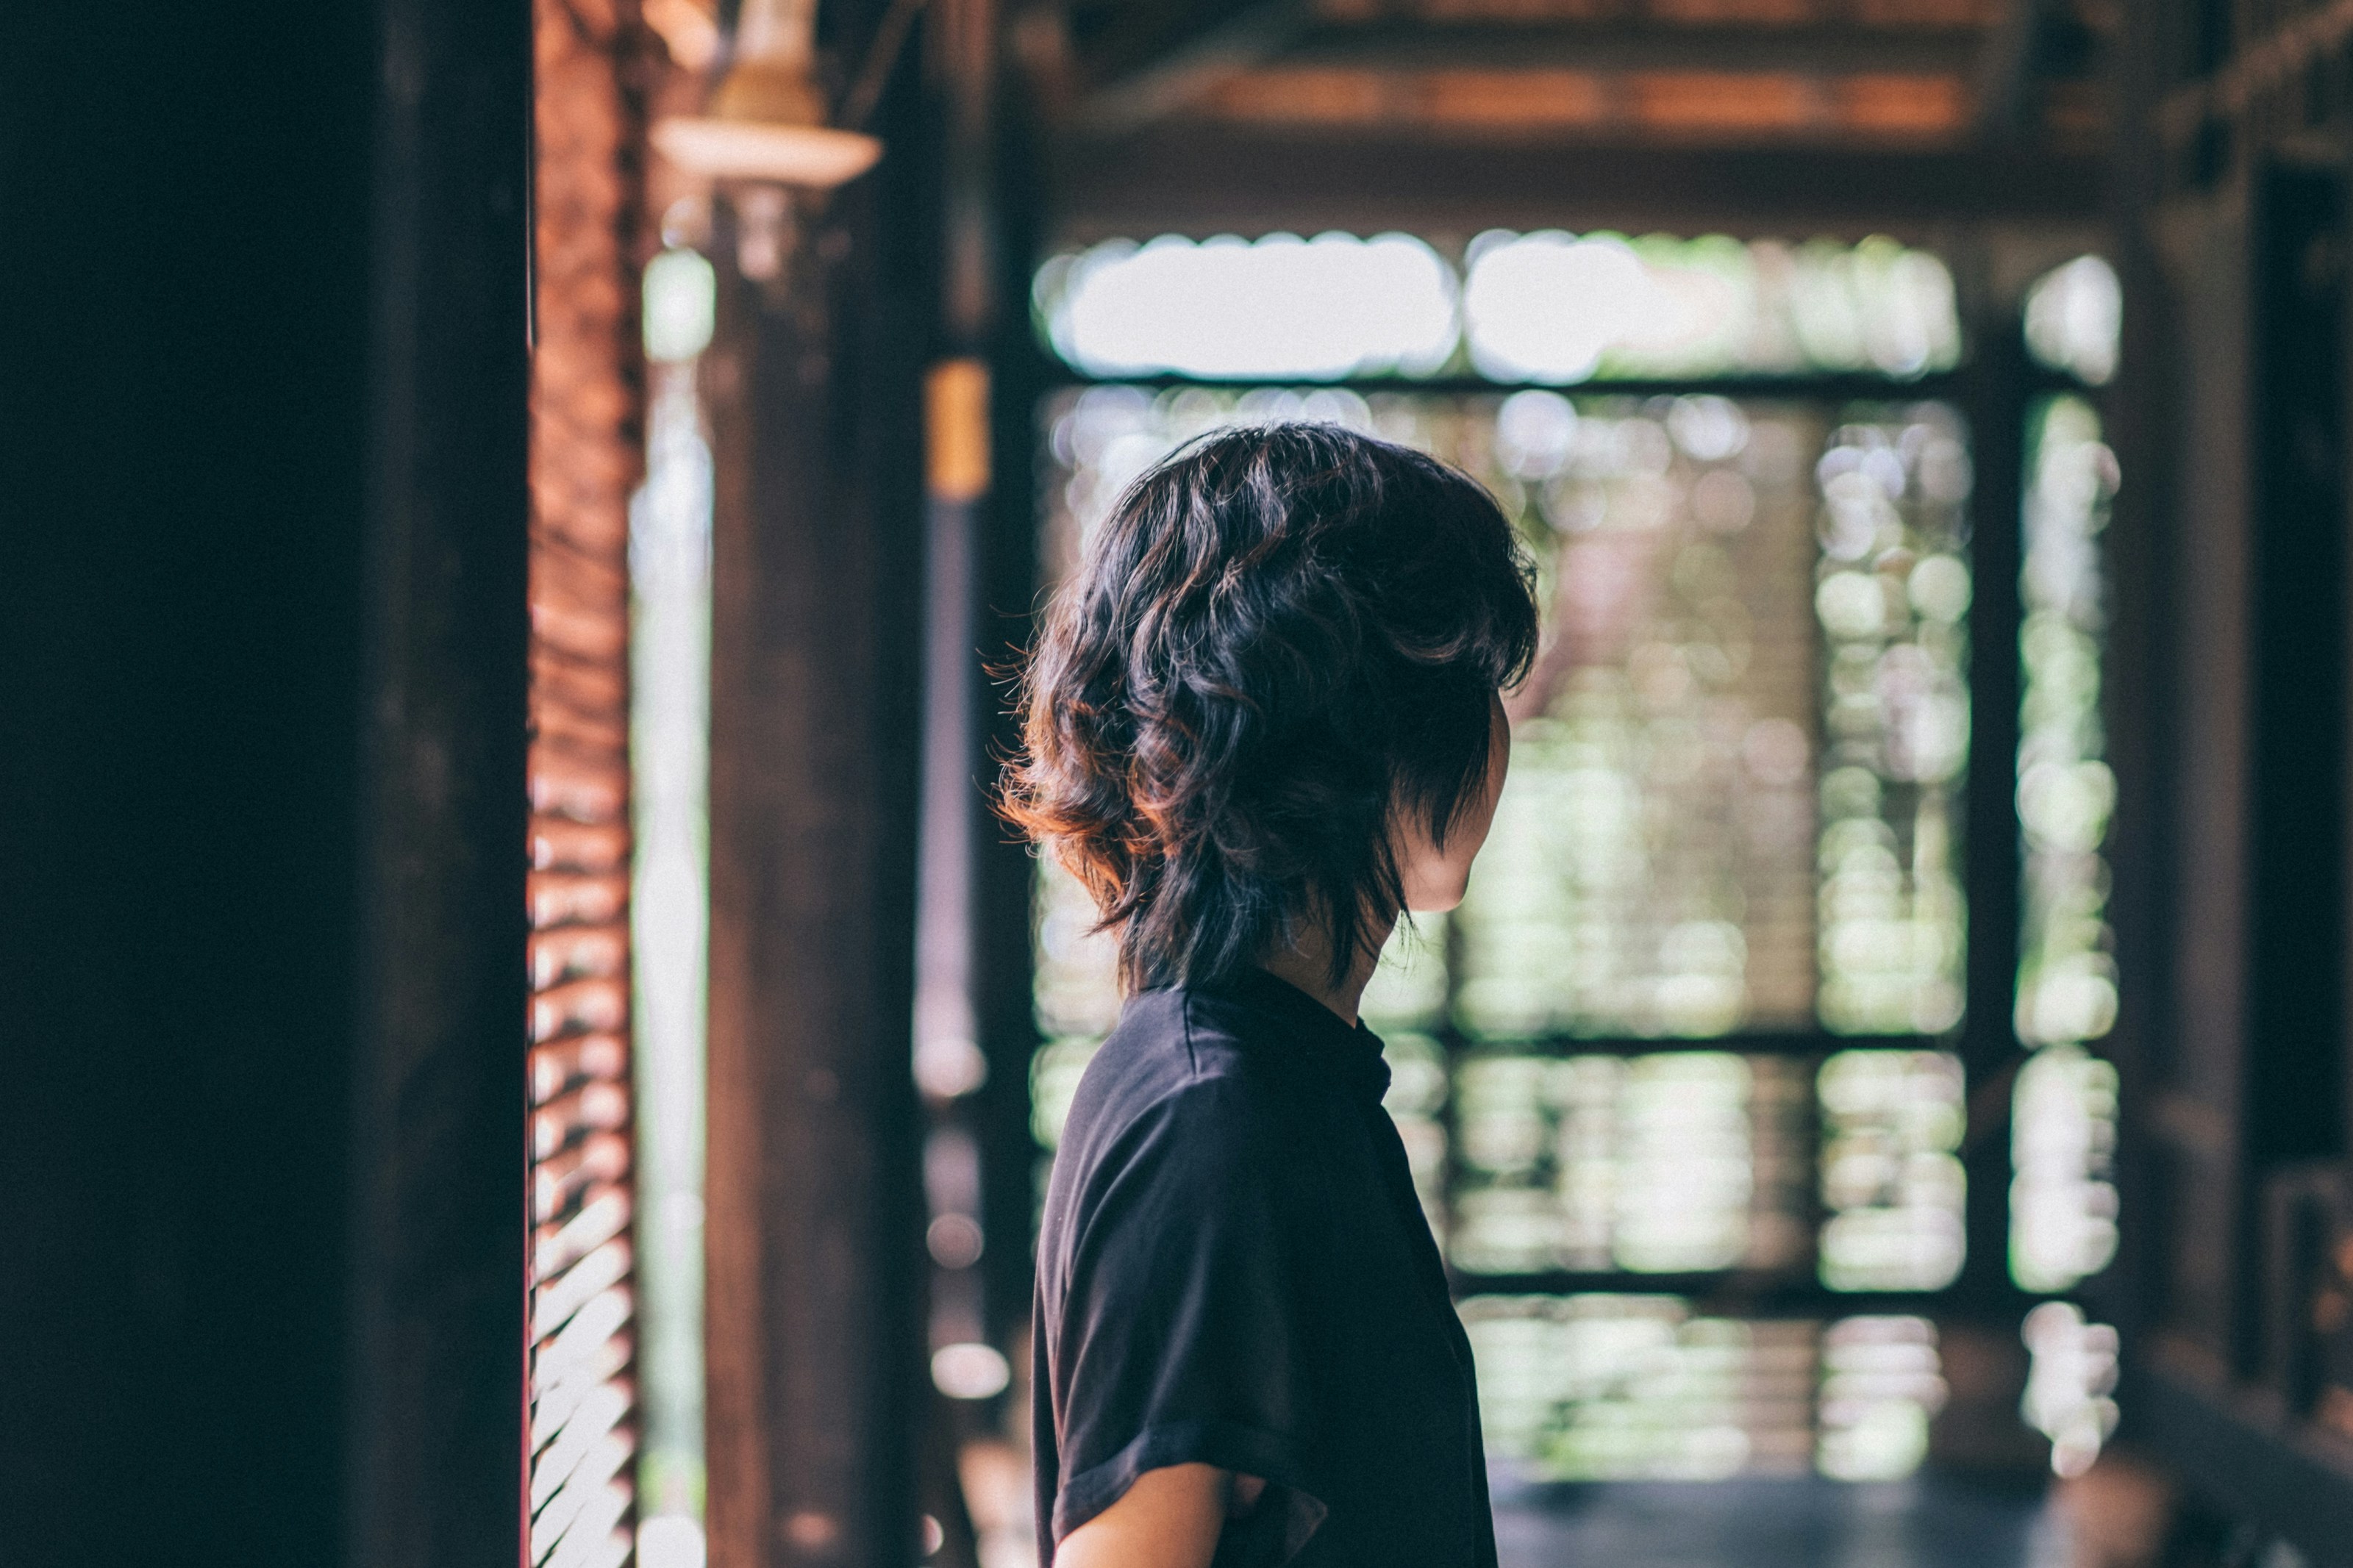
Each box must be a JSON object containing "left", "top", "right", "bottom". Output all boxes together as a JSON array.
[{"left": 652, "top": 0, "right": 883, "bottom": 187}]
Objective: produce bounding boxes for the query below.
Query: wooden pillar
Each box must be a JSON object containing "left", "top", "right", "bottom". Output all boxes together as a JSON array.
[
  {"left": 343, "top": 0, "right": 536, "bottom": 1561},
  {"left": 2241, "top": 162, "right": 2352, "bottom": 1375},
  {"left": 1955, "top": 273, "right": 2029, "bottom": 1305},
  {"left": 0, "top": 0, "right": 533, "bottom": 1563},
  {"left": 2098, "top": 0, "right": 2184, "bottom": 1354},
  {"left": 972, "top": 0, "right": 1053, "bottom": 1368},
  {"left": 701, "top": 143, "right": 932, "bottom": 1568},
  {"left": 2152, "top": 171, "right": 2257, "bottom": 1369}
]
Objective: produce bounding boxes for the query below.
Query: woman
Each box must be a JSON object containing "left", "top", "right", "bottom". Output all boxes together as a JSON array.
[{"left": 1004, "top": 423, "right": 1540, "bottom": 1568}]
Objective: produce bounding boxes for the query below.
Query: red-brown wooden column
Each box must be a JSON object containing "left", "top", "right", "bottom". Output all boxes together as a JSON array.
[{"left": 701, "top": 158, "right": 932, "bottom": 1568}]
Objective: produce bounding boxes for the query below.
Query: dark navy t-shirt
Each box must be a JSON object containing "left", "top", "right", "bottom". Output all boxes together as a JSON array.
[{"left": 1032, "top": 969, "right": 1495, "bottom": 1567}]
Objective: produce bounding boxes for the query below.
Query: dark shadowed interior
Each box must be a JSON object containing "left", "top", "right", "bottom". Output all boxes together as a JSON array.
[{"left": 8, "top": 3, "right": 2353, "bottom": 1567}]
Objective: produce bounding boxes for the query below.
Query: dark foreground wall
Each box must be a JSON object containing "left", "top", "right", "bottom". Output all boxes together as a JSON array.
[{"left": 0, "top": 4, "right": 531, "bottom": 1564}]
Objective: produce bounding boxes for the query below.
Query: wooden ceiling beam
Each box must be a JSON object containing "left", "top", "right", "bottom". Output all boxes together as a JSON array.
[
  {"left": 1063, "top": 0, "right": 1300, "bottom": 94},
  {"left": 1070, "top": 0, "right": 1317, "bottom": 132},
  {"left": 1971, "top": 0, "right": 2052, "bottom": 138},
  {"left": 1190, "top": 65, "right": 1982, "bottom": 141},
  {"left": 1274, "top": 18, "right": 1998, "bottom": 74},
  {"left": 1309, "top": 0, "right": 2009, "bottom": 24},
  {"left": 1046, "top": 124, "right": 2104, "bottom": 240}
]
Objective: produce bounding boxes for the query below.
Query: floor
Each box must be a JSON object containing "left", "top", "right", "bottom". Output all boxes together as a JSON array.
[{"left": 1491, "top": 1474, "right": 2066, "bottom": 1568}]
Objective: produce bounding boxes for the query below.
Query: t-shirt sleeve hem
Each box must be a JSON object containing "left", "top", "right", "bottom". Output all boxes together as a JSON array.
[{"left": 1051, "top": 1419, "right": 1312, "bottom": 1544}]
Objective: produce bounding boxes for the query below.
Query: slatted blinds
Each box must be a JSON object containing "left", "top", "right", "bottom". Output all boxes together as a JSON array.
[
  {"left": 526, "top": 4, "right": 646, "bottom": 1565},
  {"left": 1028, "top": 236, "right": 2128, "bottom": 1485}
]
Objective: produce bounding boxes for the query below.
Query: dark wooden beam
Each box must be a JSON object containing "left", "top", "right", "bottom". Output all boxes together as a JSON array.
[
  {"left": 1971, "top": 0, "right": 2050, "bottom": 140},
  {"left": 343, "top": 0, "right": 535, "bottom": 1561},
  {"left": 1071, "top": 0, "right": 1312, "bottom": 132},
  {"left": 1066, "top": 0, "right": 1296, "bottom": 92},
  {"left": 1954, "top": 272, "right": 2029, "bottom": 1302},
  {"left": 1275, "top": 18, "right": 1995, "bottom": 75},
  {"left": 0, "top": 0, "right": 532, "bottom": 1563},
  {"left": 2145, "top": 178, "right": 2256, "bottom": 1365},
  {"left": 1048, "top": 126, "right": 2105, "bottom": 243},
  {"left": 2093, "top": 0, "right": 2185, "bottom": 1358},
  {"left": 701, "top": 157, "right": 932, "bottom": 1568},
  {"left": 2243, "top": 162, "right": 2353, "bottom": 1377},
  {"left": 977, "top": 30, "right": 1057, "bottom": 1372}
]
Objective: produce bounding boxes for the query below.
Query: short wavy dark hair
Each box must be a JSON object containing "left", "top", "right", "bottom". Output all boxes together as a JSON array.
[{"left": 1001, "top": 423, "right": 1540, "bottom": 994}]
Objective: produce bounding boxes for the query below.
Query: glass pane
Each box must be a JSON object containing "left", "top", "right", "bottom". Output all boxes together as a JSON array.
[
  {"left": 1813, "top": 410, "right": 1974, "bottom": 1037},
  {"left": 1041, "top": 386, "right": 1981, "bottom": 1044},
  {"left": 2008, "top": 390, "right": 2124, "bottom": 1298},
  {"left": 1038, "top": 232, "right": 1459, "bottom": 380},
  {"left": 2015, "top": 393, "right": 2119, "bottom": 1050},
  {"left": 1817, "top": 1049, "right": 1966, "bottom": 1292},
  {"left": 2023, "top": 255, "right": 2122, "bottom": 386},
  {"left": 1447, "top": 393, "right": 1824, "bottom": 1039},
  {"left": 1036, "top": 233, "right": 1963, "bottom": 384},
  {"left": 1449, "top": 1050, "right": 1812, "bottom": 1276},
  {"left": 627, "top": 250, "right": 718, "bottom": 1563},
  {"left": 1461, "top": 1297, "right": 1946, "bottom": 1483},
  {"left": 1463, "top": 232, "right": 1960, "bottom": 383},
  {"left": 1027, "top": 379, "right": 1980, "bottom": 1485}
]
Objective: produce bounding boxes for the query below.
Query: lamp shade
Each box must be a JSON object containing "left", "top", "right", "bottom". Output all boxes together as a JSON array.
[
  {"left": 650, "top": 117, "right": 882, "bottom": 187},
  {"left": 651, "top": 0, "right": 882, "bottom": 188}
]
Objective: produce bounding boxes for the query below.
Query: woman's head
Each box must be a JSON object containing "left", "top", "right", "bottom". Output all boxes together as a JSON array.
[{"left": 1002, "top": 422, "right": 1540, "bottom": 992}]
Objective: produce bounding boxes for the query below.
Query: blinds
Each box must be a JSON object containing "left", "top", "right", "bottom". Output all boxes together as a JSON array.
[{"left": 529, "top": 3, "right": 648, "bottom": 1564}]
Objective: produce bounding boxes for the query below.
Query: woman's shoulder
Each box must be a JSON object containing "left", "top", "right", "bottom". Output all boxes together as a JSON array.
[
  {"left": 1040, "top": 991, "right": 1297, "bottom": 1292},
  {"left": 1058, "top": 989, "right": 1272, "bottom": 1163}
]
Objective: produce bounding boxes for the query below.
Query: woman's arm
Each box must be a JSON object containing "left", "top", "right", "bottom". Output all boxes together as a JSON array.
[{"left": 1054, "top": 1464, "right": 1268, "bottom": 1568}]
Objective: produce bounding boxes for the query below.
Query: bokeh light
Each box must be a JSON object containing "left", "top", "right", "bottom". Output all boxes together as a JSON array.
[
  {"left": 2008, "top": 371, "right": 2121, "bottom": 1298},
  {"left": 1038, "top": 232, "right": 1459, "bottom": 380},
  {"left": 2015, "top": 393, "right": 2121, "bottom": 1050},
  {"left": 1813, "top": 411, "right": 1973, "bottom": 1037},
  {"left": 2010, "top": 1045, "right": 2120, "bottom": 1293},
  {"left": 1464, "top": 232, "right": 1960, "bottom": 384},
  {"left": 2023, "top": 255, "right": 2122, "bottom": 387},
  {"left": 1465, "top": 1297, "right": 1946, "bottom": 1482},
  {"left": 1027, "top": 236, "right": 2009, "bottom": 1485},
  {"left": 1035, "top": 232, "right": 1963, "bottom": 385},
  {"left": 1818, "top": 1050, "right": 1966, "bottom": 1292},
  {"left": 1450, "top": 394, "right": 1822, "bottom": 1041},
  {"left": 1816, "top": 1315, "right": 1947, "bottom": 1481},
  {"left": 2021, "top": 1302, "right": 2121, "bottom": 1476},
  {"left": 1449, "top": 1049, "right": 1810, "bottom": 1276}
]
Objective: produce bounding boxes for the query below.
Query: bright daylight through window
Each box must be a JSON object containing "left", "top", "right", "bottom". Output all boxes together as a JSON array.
[{"left": 1023, "top": 234, "right": 2126, "bottom": 1487}]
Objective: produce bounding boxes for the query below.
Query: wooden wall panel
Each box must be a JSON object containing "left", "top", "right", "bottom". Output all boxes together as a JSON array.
[{"left": 2150, "top": 185, "right": 2254, "bottom": 1367}]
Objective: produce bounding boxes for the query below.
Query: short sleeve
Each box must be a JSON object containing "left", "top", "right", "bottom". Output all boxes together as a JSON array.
[{"left": 1043, "top": 1077, "right": 1329, "bottom": 1558}]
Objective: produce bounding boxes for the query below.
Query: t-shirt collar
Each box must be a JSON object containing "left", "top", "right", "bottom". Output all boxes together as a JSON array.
[{"left": 1215, "top": 966, "right": 1393, "bottom": 1103}]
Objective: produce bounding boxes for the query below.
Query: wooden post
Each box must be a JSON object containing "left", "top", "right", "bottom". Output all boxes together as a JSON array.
[
  {"left": 0, "top": 0, "right": 532, "bottom": 1561},
  {"left": 1955, "top": 271, "right": 2027, "bottom": 1304},
  {"left": 973, "top": 0, "right": 1052, "bottom": 1370},
  {"left": 344, "top": 0, "right": 535, "bottom": 1561},
  {"left": 702, "top": 165, "right": 931, "bottom": 1566}
]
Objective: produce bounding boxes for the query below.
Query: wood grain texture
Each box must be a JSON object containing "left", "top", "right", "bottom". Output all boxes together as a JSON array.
[{"left": 703, "top": 154, "right": 931, "bottom": 1568}]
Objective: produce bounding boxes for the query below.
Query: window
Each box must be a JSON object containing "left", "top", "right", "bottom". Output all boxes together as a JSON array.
[
  {"left": 628, "top": 243, "right": 719, "bottom": 1565},
  {"left": 2010, "top": 255, "right": 2125, "bottom": 1477},
  {"left": 1026, "top": 235, "right": 2122, "bottom": 1482}
]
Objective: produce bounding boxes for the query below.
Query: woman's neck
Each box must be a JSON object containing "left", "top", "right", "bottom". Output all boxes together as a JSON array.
[{"left": 1259, "top": 912, "right": 1392, "bottom": 1027}]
